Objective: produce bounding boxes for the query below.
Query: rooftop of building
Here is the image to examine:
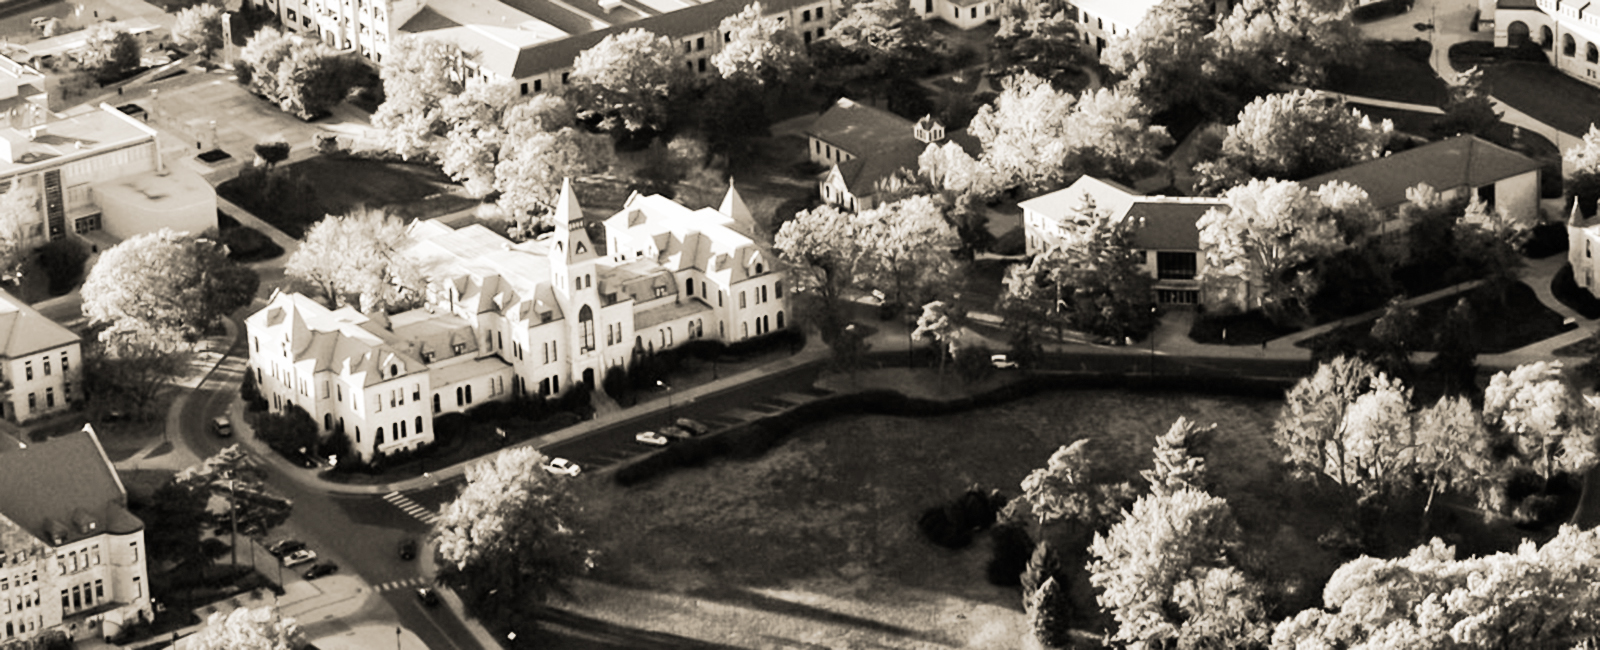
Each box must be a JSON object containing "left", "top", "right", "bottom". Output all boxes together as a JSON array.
[
  {"left": 0, "top": 426, "right": 141, "bottom": 549},
  {"left": 0, "top": 286, "right": 79, "bottom": 358},
  {"left": 92, "top": 167, "right": 215, "bottom": 213},
  {"left": 808, "top": 98, "right": 919, "bottom": 157},
  {"left": 1301, "top": 135, "right": 1545, "bottom": 210},
  {"left": 0, "top": 104, "right": 153, "bottom": 174},
  {"left": 18, "top": 17, "right": 160, "bottom": 64},
  {"left": 246, "top": 292, "right": 430, "bottom": 387},
  {"left": 1024, "top": 175, "right": 1225, "bottom": 251}
]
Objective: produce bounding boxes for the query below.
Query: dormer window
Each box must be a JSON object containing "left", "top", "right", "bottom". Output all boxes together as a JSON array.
[
  {"left": 653, "top": 285, "right": 667, "bottom": 298},
  {"left": 452, "top": 343, "right": 466, "bottom": 355},
  {"left": 422, "top": 352, "right": 435, "bottom": 363},
  {"left": 389, "top": 364, "right": 398, "bottom": 377},
  {"left": 755, "top": 263, "right": 764, "bottom": 274}
]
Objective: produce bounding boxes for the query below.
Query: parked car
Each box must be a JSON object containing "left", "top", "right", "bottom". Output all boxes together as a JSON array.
[
  {"left": 212, "top": 416, "right": 233, "bottom": 437},
  {"left": 543, "top": 458, "right": 581, "bottom": 477},
  {"left": 282, "top": 549, "right": 317, "bottom": 567},
  {"left": 991, "top": 354, "right": 1019, "bottom": 369},
  {"left": 635, "top": 431, "right": 670, "bottom": 446},
  {"left": 268, "top": 540, "right": 305, "bottom": 558},
  {"left": 416, "top": 587, "right": 440, "bottom": 607},
  {"left": 303, "top": 562, "right": 338, "bottom": 580},
  {"left": 659, "top": 425, "right": 692, "bottom": 440},
  {"left": 289, "top": 452, "right": 317, "bottom": 469},
  {"left": 675, "top": 418, "right": 711, "bottom": 436},
  {"left": 399, "top": 539, "right": 417, "bottom": 561}
]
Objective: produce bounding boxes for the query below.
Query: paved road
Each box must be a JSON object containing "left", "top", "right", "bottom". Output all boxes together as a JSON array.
[{"left": 175, "top": 334, "right": 486, "bottom": 650}]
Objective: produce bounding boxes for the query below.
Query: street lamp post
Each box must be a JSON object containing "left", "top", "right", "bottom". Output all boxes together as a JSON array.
[
  {"left": 656, "top": 380, "right": 673, "bottom": 427},
  {"left": 1148, "top": 306, "right": 1159, "bottom": 377},
  {"left": 396, "top": 626, "right": 402, "bottom": 650}
]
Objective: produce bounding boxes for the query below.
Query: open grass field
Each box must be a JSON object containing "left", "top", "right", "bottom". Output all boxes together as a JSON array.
[
  {"left": 1479, "top": 61, "right": 1600, "bottom": 136},
  {"left": 1324, "top": 40, "right": 1448, "bottom": 107},
  {"left": 218, "top": 157, "right": 479, "bottom": 239},
  {"left": 1297, "top": 281, "right": 1576, "bottom": 354},
  {"left": 564, "top": 388, "right": 1359, "bottom": 649}
]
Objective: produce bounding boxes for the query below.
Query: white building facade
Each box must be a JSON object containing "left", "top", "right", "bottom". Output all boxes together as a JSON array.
[
  {"left": 0, "top": 288, "right": 80, "bottom": 423},
  {"left": 1490, "top": 0, "right": 1600, "bottom": 87}
]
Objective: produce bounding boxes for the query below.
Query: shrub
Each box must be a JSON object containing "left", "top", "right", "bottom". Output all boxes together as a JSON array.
[
  {"left": 218, "top": 226, "right": 284, "bottom": 263},
  {"left": 313, "top": 132, "right": 342, "bottom": 155},
  {"left": 1552, "top": 264, "right": 1600, "bottom": 319},
  {"left": 320, "top": 428, "right": 352, "bottom": 462},
  {"left": 1351, "top": 0, "right": 1413, "bottom": 22},
  {"left": 252, "top": 405, "right": 317, "bottom": 456},
  {"left": 38, "top": 237, "right": 89, "bottom": 296},
  {"left": 1522, "top": 222, "right": 1569, "bottom": 259},
  {"left": 602, "top": 366, "right": 630, "bottom": 400},
  {"left": 954, "top": 343, "right": 996, "bottom": 384},
  {"left": 432, "top": 413, "right": 471, "bottom": 437},
  {"left": 724, "top": 328, "right": 806, "bottom": 358},
  {"left": 240, "top": 370, "right": 268, "bottom": 412},
  {"left": 985, "top": 523, "right": 1033, "bottom": 587},
  {"left": 918, "top": 504, "right": 974, "bottom": 549},
  {"left": 556, "top": 382, "right": 594, "bottom": 419}
]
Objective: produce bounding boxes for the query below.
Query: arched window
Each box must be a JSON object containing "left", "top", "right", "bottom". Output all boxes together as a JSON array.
[
  {"left": 323, "top": 414, "right": 332, "bottom": 430},
  {"left": 1565, "top": 33, "right": 1577, "bottom": 57},
  {"left": 376, "top": 427, "right": 385, "bottom": 445},
  {"left": 686, "top": 278, "right": 694, "bottom": 295},
  {"left": 579, "top": 305, "right": 596, "bottom": 352},
  {"left": 777, "top": 311, "right": 785, "bottom": 329},
  {"left": 1587, "top": 42, "right": 1597, "bottom": 63},
  {"left": 390, "top": 364, "right": 397, "bottom": 377},
  {"left": 1507, "top": 21, "right": 1531, "bottom": 47},
  {"left": 1542, "top": 25, "right": 1555, "bottom": 49},
  {"left": 465, "top": 385, "right": 473, "bottom": 403},
  {"left": 755, "top": 263, "right": 764, "bottom": 274},
  {"left": 455, "top": 386, "right": 463, "bottom": 406},
  {"left": 416, "top": 416, "right": 424, "bottom": 434},
  {"left": 432, "top": 394, "right": 440, "bottom": 413}
]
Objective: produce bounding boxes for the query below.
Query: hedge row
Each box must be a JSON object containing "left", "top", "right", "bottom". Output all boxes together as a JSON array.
[
  {"left": 1351, "top": 0, "right": 1414, "bottom": 23},
  {"left": 613, "top": 373, "right": 1294, "bottom": 486}
]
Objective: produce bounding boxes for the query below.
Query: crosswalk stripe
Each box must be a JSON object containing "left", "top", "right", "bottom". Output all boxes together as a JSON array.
[
  {"left": 374, "top": 577, "right": 428, "bottom": 593},
  {"left": 383, "top": 492, "right": 440, "bottom": 525}
]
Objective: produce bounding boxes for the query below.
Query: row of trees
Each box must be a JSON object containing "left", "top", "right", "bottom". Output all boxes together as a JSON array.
[{"left": 237, "top": 27, "right": 366, "bottom": 119}]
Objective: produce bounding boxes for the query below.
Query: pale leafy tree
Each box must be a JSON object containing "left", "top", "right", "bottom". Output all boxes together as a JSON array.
[
  {"left": 1143, "top": 417, "right": 1214, "bottom": 497},
  {"left": 373, "top": 36, "right": 467, "bottom": 158},
  {"left": 1271, "top": 527, "right": 1600, "bottom": 649},
  {"left": 437, "top": 81, "right": 523, "bottom": 196},
  {"left": 187, "top": 607, "right": 304, "bottom": 650},
  {"left": 82, "top": 229, "right": 259, "bottom": 345},
  {"left": 286, "top": 208, "right": 423, "bottom": 312},
  {"left": 823, "top": 0, "right": 932, "bottom": 64},
  {"left": 712, "top": 2, "right": 807, "bottom": 85},
  {"left": 433, "top": 447, "right": 596, "bottom": 618},
  {"left": 271, "top": 40, "right": 361, "bottom": 119},
  {"left": 859, "top": 195, "right": 963, "bottom": 310},
  {"left": 570, "top": 29, "right": 685, "bottom": 132},
  {"left": 1089, "top": 488, "right": 1270, "bottom": 650},
  {"left": 1020, "top": 439, "right": 1138, "bottom": 530},
  {"left": 74, "top": 23, "right": 140, "bottom": 83},
  {"left": 972, "top": 74, "right": 1171, "bottom": 190},
  {"left": 493, "top": 129, "right": 615, "bottom": 220},
  {"left": 1196, "top": 90, "right": 1390, "bottom": 193},
  {"left": 0, "top": 185, "right": 36, "bottom": 285},
  {"left": 912, "top": 300, "right": 960, "bottom": 378},
  {"left": 237, "top": 28, "right": 296, "bottom": 102},
  {"left": 1064, "top": 87, "right": 1173, "bottom": 181},
  {"left": 1103, "top": 0, "right": 1218, "bottom": 113},
  {"left": 1210, "top": 0, "right": 1362, "bottom": 87},
  {"left": 774, "top": 204, "right": 871, "bottom": 341},
  {"left": 1482, "top": 361, "right": 1600, "bottom": 484},
  {"left": 173, "top": 3, "right": 224, "bottom": 60},
  {"left": 1274, "top": 356, "right": 1413, "bottom": 500},
  {"left": 970, "top": 72, "right": 1078, "bottom": 191},
  {"left": 1413, "top": 395, "right": 1502, "bottom": 521},
  {"left": 1571, "top": 125, "right": 1600, "bottom": 216},
  {"left": 918, "top": 140, "right": 999, "bottom": 199},
  {"left": 1198, "top": 179, "right": 1378, "bottom": 320},
  {"left": 1029, "top": 198, "right": 1157, "bottom": 341}
]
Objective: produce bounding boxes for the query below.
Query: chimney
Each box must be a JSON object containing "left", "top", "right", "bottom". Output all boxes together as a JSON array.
[{"left": 27, "top": 125, "right": 43, "bottom": 140}]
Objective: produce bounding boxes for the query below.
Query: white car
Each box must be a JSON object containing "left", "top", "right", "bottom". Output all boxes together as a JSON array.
[
  {"left": 991, "top": 354, "right": 1019, "bottom": 369},
  {"left": 635, "top": 431, "right": 670, "bottom": 446},
  {"left": 543, "top": 457, "right": 581, "bottom": 477},
  {"left": 281, "top": 549, "right": 317, "bottom": 567}
]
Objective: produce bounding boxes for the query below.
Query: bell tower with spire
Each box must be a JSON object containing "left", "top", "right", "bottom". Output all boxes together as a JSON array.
[{"left": 550, "top": 178, "right": 604, "bottom": 389}]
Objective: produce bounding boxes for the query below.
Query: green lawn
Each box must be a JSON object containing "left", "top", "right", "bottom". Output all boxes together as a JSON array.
[
  {"left": 1297, "top": 281, "right": 1575, "bottom": 354},
  {"left": 1480, "top": 61, "right": 1600, "bottom": 136},
  {"left": 1324, "top": 40, "right": 1448, "bottom": 107},
  {"left": 218, "top": 156, "right": 478, "bottom": 239}
]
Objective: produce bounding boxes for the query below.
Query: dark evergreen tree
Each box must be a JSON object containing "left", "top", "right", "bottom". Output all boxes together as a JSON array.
[{"left": 1027, "top": 576, "right": 1072, "bottom": 649}]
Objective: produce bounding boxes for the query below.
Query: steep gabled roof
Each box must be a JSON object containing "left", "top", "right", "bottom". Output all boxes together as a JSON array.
[
  {"left": 0, "top": 425, "right": 140, "bottom": 548},
  {"left": 1300, "top": 135, "right": 1544, "bottom": 211},
  {"left": 0, "top": 287, "right": 78, "bottom": 358},
  {"left": 808, "top": 98, "right": 916, "bottom": 158}
]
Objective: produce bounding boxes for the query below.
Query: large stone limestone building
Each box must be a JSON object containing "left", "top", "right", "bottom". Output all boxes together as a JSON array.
[
  {"left": 0, "top": 426, "right": 151, "bottom": 644},
  {"left": 246, "top": 181, "right": 788, "bottom": 460}
]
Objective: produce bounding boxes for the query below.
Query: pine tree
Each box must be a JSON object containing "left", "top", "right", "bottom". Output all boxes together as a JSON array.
[
  {"left": 1027, "top": 576, "right": 1072, "bottom": 649},
  {"left": 1142, "top": 417, "right": 1214, "bottom": 496},
  {"left": 1021, "top": 540, "right": 1061, "bottom": 599}
]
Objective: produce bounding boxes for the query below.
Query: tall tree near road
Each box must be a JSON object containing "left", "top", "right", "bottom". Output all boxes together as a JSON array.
[
  {"left": 972, "top": 75, "right": 1170, "bottom": 190},
  {"left": 173, "top": 4, "right": 224, "bottom": 60},
  {"left": 373, "top": 36, "right": 467, "bottom": 159},
  {"left": 285, "top": 208, "right": 423, "bottom": 313},
  {"left": 859, "top": 195, "right": 963, "bottom": 310},
  {"left": 912, "top": 300, "right": 961, "bottom": 377},
  {"left": 1197, "top": 178, "right": 1377, "bottom": 322},
  {"left": 493, "top": 129, "right": 615, "bottom": 221},
  {"left": 712, "top": 2, "right": 808, "bottom": 85},
  {"left": 187, "top": 606, "right": 305, "bottom": 650},
  {"left": 570, "top": 29, "right": 686, "bottom": 133},
  {"left": 81, "top": 229, "right": 259, "bottom": 346},
  {"left": 433, "top": 447, "right": 596, "bottom": 620},
  {"left": 81, "top": 338, "right": 190, "bottom": 418},
  {"left": 1274, "top": 356, "right": 1411, "bottom": 497}
]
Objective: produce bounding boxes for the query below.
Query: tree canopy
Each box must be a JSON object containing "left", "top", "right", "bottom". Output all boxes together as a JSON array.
[
  {"left": 437, "top": 81, "right": 524, "bottom": 196},
  {"left": 1002, "top": 196, "right": 1158, "bottom": 341},
  {"left": 433, "top": 447, "right": 596, "bottom": 618},
  {"left": 285, "top": 208, "right": 423, "bottom": 313},
  {"left": 0, "top": 184, "right": 36, "bottom": 285},
  {"left": 1209, "top": 0, "right": 1362, "bottom": 88},
  {"left": 1196, "top": 90, "right": 1390, "bottom": 194},
  {"left": 81, "top": 229, "right": 259, "bottom": 346},
  {"left": 74, "top": 23, "right": 140, "bottom": 84},
  {"left": 712, "top": 2, "right": 808, "bottom": 85},
  {"left": 173, "top": 4, "right": 224, "bottom": 60},
  {"left": 570, "top": 29, "right": 686, "bottom": 132},
  {"left": 774, "top": 204, "right": 872, "bottom": 340},
  {"left": 1197, "top": 178, "right": 1377, "bottom": 321},
  {"left": 187, "top": 607, "right": 305, "bottom": 650},
  {"left": 1274, "top": 356, "right": 1417, "bottom": 502},
  {"left": 373, "top": 36, "right": 467, "bottom": 158},
  {"left": 1482, "top": 361, "right": 1599, "bottom": 484},
  {"left": 972, "top": 74, "right": 1170, "bottom": 190},
  {"left": 1103, "top": 0, "right": 1218, "bottom": 113},
  {"left": 1020, "top": 439, "right": 1138, "bottom": 530}
]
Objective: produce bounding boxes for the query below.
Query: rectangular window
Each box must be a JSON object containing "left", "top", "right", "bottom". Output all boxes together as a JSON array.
[
  {"left": 59, "top": 590, "right": 66, "bottom": 610},
  {"left": 696, "top": 36, "right": 705, "bottom": 51},
  {"left": 61, "top": 353, "right": 67, "bottom": 372},
  {"left": 27, "top": 394, "right": 34, "bottom": 409},
  {"left": 775, "top": 280, "right": 783, "bottom": 298},
  {"left": 740, "top": 292, "right": 746, "bottom": 308},
  {"left": 42, "top": 360, "right": 49, "bottom": 376},
  {"left": 24, "top": 363, "right": 31, "bottom": 381},
  {"left": 63, "top": 380, "right": 70, "bottom": 397},
  {"left": 719, "top": 292, "right": 723, "bottom": 307},
  {"left": 816, "top": 6, "right": 823, "bottom": 18},
  {"left": 802, "top": 9, "right": 810, "bottom": 21},
  {"left": 1156, "top": 252, "right": 1198, "bottom": 280},
  {"left": 534, "top": 79, "right": 542, "bottom": 92},
  {"left": 133, "top": 577, "right": 141, "bottom": 598},
  {"left": 562, "top": 72, "right": 570, "bottom": 84}
]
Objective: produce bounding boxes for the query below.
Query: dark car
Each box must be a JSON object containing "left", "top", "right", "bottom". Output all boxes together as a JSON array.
[
  {"left": 303, "top": 562, "right": 339, "bottom": 580},
  {"left": 399, "top": 539, "right": 417, "bottom": 561},
  {"left": 416, "top": 587, "right": 440, "bottom": 607},
  {"left": 268, "top": 540, "right": 305, "bottom": 558},
  {"left": 212, "top": 416, "right": 233, "bottom": 437},
  {"left": 674, "top": 418, "right": 711, "bottom": 436}
]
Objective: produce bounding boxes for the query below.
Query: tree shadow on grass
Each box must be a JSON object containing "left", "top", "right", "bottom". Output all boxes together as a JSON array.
[
  {"left": 684, "top": 585, "right": 957, "bottom": 647},
  {"left": 517, "top": 607, "right": 744, "bottom": 650}
]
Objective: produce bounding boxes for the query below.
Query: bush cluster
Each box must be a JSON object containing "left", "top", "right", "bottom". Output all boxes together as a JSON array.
[
  {"left": 917, "top": 486, "right": 1008, "bottom": 550},
  {"left": 986, "top": 522, "right": 1033, "bottom": 586},
  {"left": 217, "top": 225, "right": 284, "bottom": 263},
  {"left": 1350, "top": 0, "right": 1414, "bottom": 22},
  {"left": 38, "top": 237, "right": 89, "bottom": 296}
]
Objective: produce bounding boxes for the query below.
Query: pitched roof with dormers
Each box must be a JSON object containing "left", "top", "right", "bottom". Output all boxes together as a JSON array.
[
  {"left": 0, "top": 425, "right": 141, "bottom": 549},
  {"left": 0, "top": 287, "right": 78, "bottom": 358},
  {"left": 402, "top": 220, "right": 567, "bottom": 325},
  {"left": 812, "top": 98, "right": 982, "bottom": 198},
  {"left": 604, "top": 191, "right": 771, "bottom": 284},
  {"left": 245, "top": 292, "right": 429, "bottom": 388}
]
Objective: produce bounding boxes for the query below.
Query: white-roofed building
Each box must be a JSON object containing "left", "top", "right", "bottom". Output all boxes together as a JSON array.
[{"left": 245, "top": 180, "right": 787, "bottom": 461}]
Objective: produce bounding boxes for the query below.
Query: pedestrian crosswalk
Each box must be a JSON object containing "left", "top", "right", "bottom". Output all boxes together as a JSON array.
[
  {"left": 373, "top": 576, "right": 430, "bottom": 593},
  {"left": 383, "top": 492, "right": 440, "bottom": 525}
]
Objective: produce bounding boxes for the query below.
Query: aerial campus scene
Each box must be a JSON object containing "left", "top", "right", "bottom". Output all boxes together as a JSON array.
[{"left": 1, "top": 0, "right": 1600, "bottom": 647}]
